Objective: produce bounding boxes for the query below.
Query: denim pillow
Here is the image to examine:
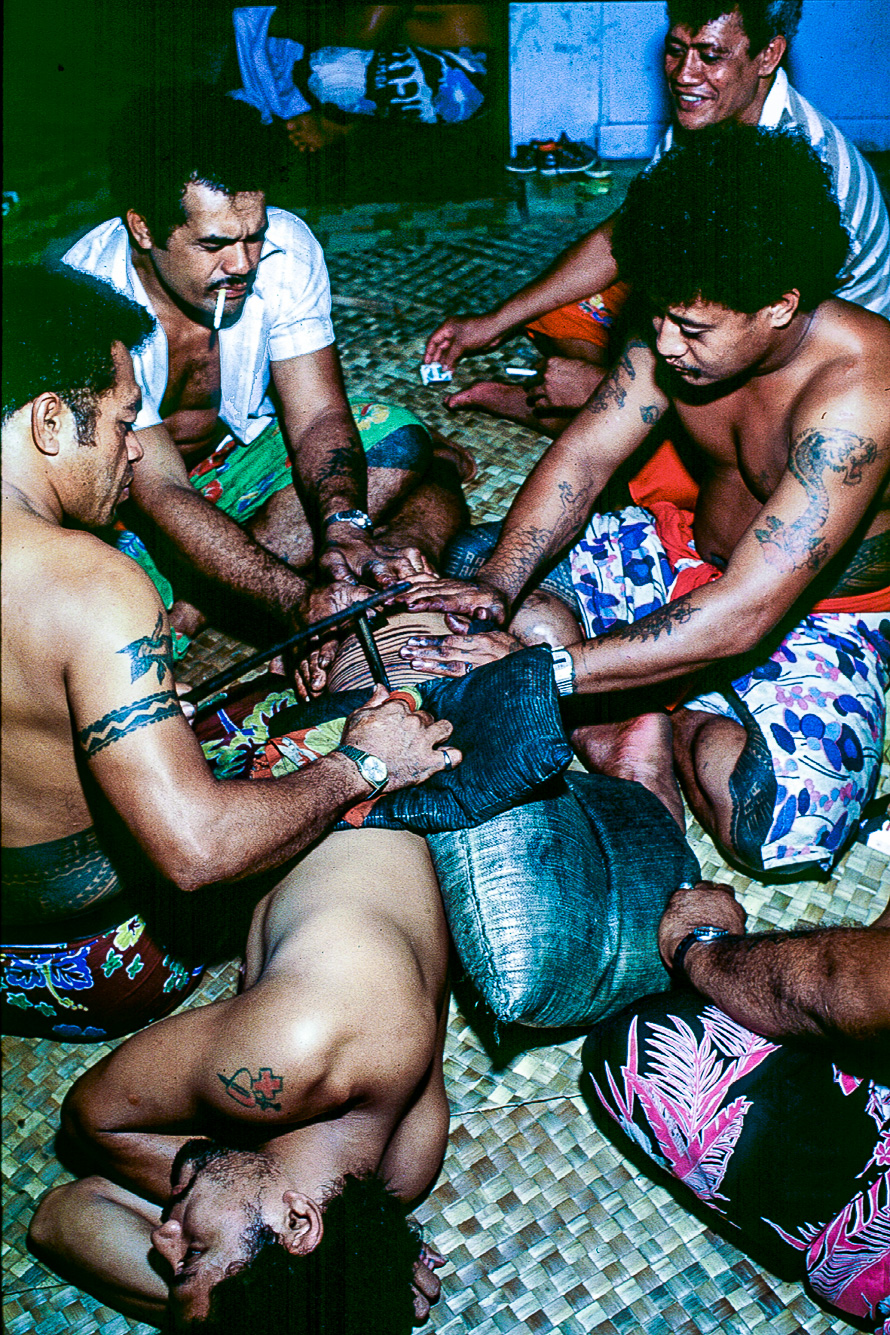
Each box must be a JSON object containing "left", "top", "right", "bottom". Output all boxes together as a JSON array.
[
  {"left": 270, "top": 645, "right": 574, "bottom": 832},
  {"left": 428, "top": 771, "right": 700, "bottom": 1029}
]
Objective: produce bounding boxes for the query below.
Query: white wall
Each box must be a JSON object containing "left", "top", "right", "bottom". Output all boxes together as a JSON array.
[{"left": 510, "top": 0, "right": 890, "bottom": 155}]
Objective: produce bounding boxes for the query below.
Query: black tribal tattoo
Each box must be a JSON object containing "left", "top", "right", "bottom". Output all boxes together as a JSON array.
[
  {"left": 78, "top": 691, "right": 182, "bottom": 757},
  {"left": 612, "top": 600, "right": 699, "bottom": 645},
  {"left": 754, "top": 427, "right": 880, "bottom": 573},
  {"left": 118, "top": 613, "right": 172, "bottom": 684},
  {"left": 318, "top": 439, "right": 363, "bottom": 484}
]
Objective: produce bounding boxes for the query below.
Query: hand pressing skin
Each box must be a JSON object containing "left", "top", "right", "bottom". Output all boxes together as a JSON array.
[
  {"left": 403, "top": 573, "right": 510, "bottom": 625},
  {"left": 399, "top": 628, "right": 523, "bottom": 677},
  {"left": 657, "top": 882, "right": 748, "bottom": 973},
  {"left": 320, "top": 529, "right": 434, "bottom": 590},
  {"left": 339, "top": 684, "right": 461, "bottom": 788}
]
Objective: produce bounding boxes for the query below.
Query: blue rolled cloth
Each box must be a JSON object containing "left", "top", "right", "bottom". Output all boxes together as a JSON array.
[{"left": 269, "top": 644, "right": 574, "bottom": 831}]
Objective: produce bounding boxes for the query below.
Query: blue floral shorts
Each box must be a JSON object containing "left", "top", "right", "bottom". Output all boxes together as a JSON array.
[{"left": 569, "top": 506, "right": 889, "bottom": 871}]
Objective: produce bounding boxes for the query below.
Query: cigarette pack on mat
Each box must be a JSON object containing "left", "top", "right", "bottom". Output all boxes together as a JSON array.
[{"left": 420, "top": 362, "right": 453, "bottom": 385}]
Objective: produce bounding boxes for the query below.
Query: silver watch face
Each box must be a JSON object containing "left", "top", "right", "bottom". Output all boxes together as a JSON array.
[{"left": 360, "top": 754, "right": 388, "bottom": 785}]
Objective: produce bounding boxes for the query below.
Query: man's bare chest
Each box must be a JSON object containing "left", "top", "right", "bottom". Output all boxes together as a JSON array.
[
  {"left": 159, "top": 323, "right": 222, "bottom": 419},
  {"left": 677, "top": 390, "right": 793, "bottom": 502}
]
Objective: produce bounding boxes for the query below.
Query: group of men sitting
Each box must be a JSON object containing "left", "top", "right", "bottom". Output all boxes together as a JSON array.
[{"left": 3, "top": 1, "right": 888, "bottom": 1331}]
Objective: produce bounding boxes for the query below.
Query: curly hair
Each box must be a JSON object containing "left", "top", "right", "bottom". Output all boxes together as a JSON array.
[
  {"left": 108, "top": 82, "right": 277, "bottom": 245},
  {"left": 611, "top": 125, "right": 850, "bottom": 314},
  {"left": 2, "top": 264, "right": 153, "bottom": 436},
  {"left": 195, "top": 1174, "right": 424, "bottom": 1335},
  {"left": 666, "top": 0, "right": 803, "bottom": 54}
]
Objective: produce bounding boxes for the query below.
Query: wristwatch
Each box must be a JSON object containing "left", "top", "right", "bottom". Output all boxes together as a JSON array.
[
  {"left": 671, "top": 925, "right": 731, "bottom": 981},
  {"left": 325, "top": 509, "right": 373, "bottom": 531},
  {"left": 550, "top": 645, "right": 576, "bottom": 696},
  {"left": 336, "top": 743, "right": 389, "bottom": 795}
]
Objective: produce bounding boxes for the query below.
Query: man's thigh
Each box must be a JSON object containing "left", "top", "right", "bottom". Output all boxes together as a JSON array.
[{"left": 687, "top": 613, "right": 888, "bottom": 871}]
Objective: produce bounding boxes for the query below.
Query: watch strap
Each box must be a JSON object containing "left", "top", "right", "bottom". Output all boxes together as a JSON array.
[
  {"left": 335, "top": 742, "right": 388, "bottom": 794},
  {"left": 550, "top": 645, "right": 576, "bottom": 696},
  {"left": 671, "top": 926, "right": 731, "bottom": 981},
  {"left": 325, "top": 509, "right": 373, "bottom": 530}
]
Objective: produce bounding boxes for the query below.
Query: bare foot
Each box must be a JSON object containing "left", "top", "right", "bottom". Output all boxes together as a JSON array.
[
  {"left": 571, "top": 712, "right": 686, "bottom": 829},
  {"left": 169, "top": 599, "right": 207, "bottom": 639},
  {"left": 444, "top": 381, "right": 570, "bottom": 436},
  {"left": 285, "top": 110, "right": 353, "bottom": 152}
]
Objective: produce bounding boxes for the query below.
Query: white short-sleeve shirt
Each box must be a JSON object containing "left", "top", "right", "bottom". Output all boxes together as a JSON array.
[{"left": 62, "top": 207, "right": 336, "bottom": 444}]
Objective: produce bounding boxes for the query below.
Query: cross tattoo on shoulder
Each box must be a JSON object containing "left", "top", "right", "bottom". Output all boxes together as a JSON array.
[{"left": 218, "top": 1066, "right": 285, "bottom": 1112}]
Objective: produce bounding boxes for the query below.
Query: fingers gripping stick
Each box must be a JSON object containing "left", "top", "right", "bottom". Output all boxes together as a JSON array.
[{"left": 184, "top": 583, "right": 410, "bottom": 706}]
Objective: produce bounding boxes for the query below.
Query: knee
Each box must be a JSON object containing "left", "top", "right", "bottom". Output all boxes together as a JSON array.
[{"left": 362, "top": 408, "right": 432, "bottom": 478}]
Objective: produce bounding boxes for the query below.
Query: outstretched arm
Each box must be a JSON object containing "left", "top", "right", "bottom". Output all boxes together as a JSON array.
[
  {"left": 408, "top": 336, "right": 663, "bottom": 623},
  {"left": 571, "top": 384, "right": 889, "bottom": 692},
  {"left": 658, "top": 884, "right": 890, "bottom": 1070},
  {"left": 425, "top": 215, "right": 621, "bottom": 369},
  {"left": 130, "top": 422, "right": 311, "bottom": 627}
]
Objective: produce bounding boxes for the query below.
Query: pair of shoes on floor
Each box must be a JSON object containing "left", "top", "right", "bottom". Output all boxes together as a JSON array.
[{"left": 506, "top": 133, "right": 612, "bottom": 178}]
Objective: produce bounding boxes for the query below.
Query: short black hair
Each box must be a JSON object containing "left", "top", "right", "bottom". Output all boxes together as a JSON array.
[
  {"left": 196, "top": 1174, "right": 425, "bottom": 1335},
  {"left": 108, "top": 82, "right": 275, "bottom": 245},
  {"left": 2, "top": 264, "right": 153, "bottom": 433},
  {"left": 666, "top": 0, "right": 803, "bottom": 54},
  {"left": 611, "top": 125, "right": 850, "bottom": 314}
]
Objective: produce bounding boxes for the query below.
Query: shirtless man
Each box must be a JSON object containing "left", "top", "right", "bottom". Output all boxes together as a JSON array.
[
  {"left": 425, "top": 0, "right": 889, "bottom": 438},
  {"left": 63, "top": 83, "right": 466, "bottom": 663},
  {"left": 403, "top": 126, "right": 890, "bottom": 876},
  {"left": 1, "top": 264, "right": 457, "bottom": 1041},
  {"left": 27, "top": 825, "right": 451, "bottom": 1332}
]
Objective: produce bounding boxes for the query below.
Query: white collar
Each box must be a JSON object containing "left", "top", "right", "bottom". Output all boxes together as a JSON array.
[{"left": 758, "top": 66, "right": 788, "bottom": 128}]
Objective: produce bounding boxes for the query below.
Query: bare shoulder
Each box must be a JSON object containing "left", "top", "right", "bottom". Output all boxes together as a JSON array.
[
  {"left": 48, "top": 529, "right": 168, "bottom": 654},
  {"left": 809, "top": 299, "right": 890, "bottom": 383}
]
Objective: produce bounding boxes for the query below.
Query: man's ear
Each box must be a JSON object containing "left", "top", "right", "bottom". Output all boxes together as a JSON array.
[
  {"left": 756, "top": 34, "right": 786, "bottom": 79},
  {"left": 30, "top": 392, "right": 68, "bottom": 456},
  {"left": 279, "top": 1191, "right": 324, "bottom": 1256},
  {"left": 767, "top": 289, "right": 800, "bottom": 328},
  {"left": 126, "top": 210, "right": 155, "bottom": 251}
]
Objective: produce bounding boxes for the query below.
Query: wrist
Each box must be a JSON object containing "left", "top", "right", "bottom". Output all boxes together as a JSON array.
[
  {"left": 324, "top": 509, "right": 373, "bottom": 533},
  {"left": 671, "top": 926, "right": 732, "bottom": 984}
]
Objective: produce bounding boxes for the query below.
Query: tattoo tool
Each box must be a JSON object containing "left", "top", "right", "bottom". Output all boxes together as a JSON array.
[
  {"left": 353, "top": 610, "right": 392, "bottom": 691},
  {"left": 183, "top": 582, "right": 411, "bottom": 706},
  {"left": 212, "top": 288, "right": 226, "bottom": 331}
]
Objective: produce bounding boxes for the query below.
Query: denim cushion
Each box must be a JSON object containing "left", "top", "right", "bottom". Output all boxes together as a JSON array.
[
  {"left": 428, "top": 771, "right": 700, "bottom": 1029},
  {"left": 270, "top": 645, "right": 574, "bottom": 831}
]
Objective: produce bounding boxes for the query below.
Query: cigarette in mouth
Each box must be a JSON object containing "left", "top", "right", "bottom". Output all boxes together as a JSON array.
[
  {"left": 504, "top": 366, "right": 538, "bottom": 378},
  {"left": 213, "top": 289, "right": 226, "bottom": 331}
]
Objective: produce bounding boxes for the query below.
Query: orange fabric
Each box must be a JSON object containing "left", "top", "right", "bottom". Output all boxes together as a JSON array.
[
  {"left": 628, "top": 440, "right": 700, "bottom": 511},
  {"left": 526, "top": 281, "right": 631, "bottom": 353},
  {"left": 651, "top": 503, "right": 889, "bottom": 615}
]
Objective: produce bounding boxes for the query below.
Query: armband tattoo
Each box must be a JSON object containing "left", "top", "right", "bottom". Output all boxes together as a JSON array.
[{"left": 78, "top": 690, "right": 182, "bottom": 757}]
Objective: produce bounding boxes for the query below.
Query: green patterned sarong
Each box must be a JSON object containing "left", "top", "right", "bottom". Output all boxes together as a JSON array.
[{"left": 114, "top": 400, "right": 431, "bottom": 656}]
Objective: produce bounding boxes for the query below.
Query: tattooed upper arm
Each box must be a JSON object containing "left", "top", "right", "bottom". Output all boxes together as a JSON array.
[
  {"left": 583, "top": 337, "right": 661, "bottom": 419},
  {"left": 754, "top": 426, "right": 882, "bottom": 574},
  {"left": 78, "top": 618, "right": 179, "bottom": 757}
]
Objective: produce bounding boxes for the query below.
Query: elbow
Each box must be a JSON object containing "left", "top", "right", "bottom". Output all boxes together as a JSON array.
[{"left": 151, "top": 825, "right": 228, "bottom": 893}]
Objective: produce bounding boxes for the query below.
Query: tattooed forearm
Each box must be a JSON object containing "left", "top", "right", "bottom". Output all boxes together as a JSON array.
[
  {"left": 754, "top": 427, "right": 880, "bottom": 573},
  {"left": 608, "top": 600, "right": 700, "bottom": 645},
  {"left": 78, "top": 691, "right": 182, "bottom": 756},
  {"left": 316, "top": 439, "right": 364, "bottom": 485},
  {"left": 218, "top": 1066, "right": 284, "bottom": 1112},
  {"left": 557, "top": 478, "right": 595, "bottom": 530},
  {"left": 118, "top": 613, "right": 172, "bottom": 684}
]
